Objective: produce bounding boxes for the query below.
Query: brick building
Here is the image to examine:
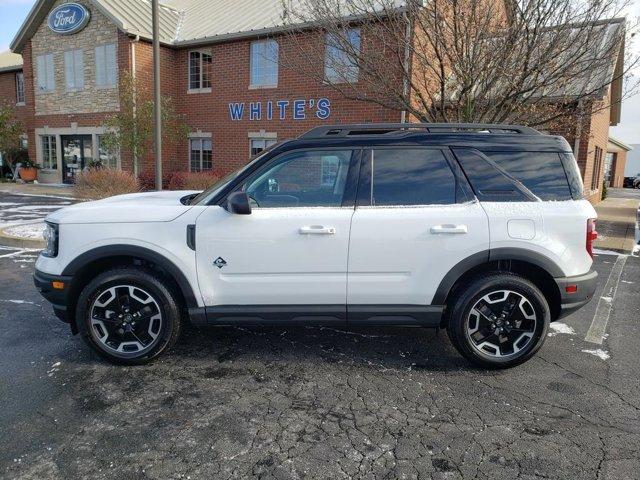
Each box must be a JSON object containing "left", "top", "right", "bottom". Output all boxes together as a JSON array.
[
  {"left": 605, "top": 137, "right": 632, "bottom": 188},
  {"left": 0, "top": 0, "right": 626, "bottom": 204}
]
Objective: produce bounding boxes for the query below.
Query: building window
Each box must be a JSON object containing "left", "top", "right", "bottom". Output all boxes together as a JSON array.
[
  {"left": 64, "top": 49, "right": 84, "bottom": 91},
  {"left": 41, "top": 135, "right": 58, "bottom": 170},
  {"left": 190, "top": 138, "right": 213, "bottom": 171},
  {"left": 591, "top": 146, "right": 603, "bottom": 191},
  {"left": 95, "top": 44, "right": 117, "bottom": 87},
  {"left": 97, "top": 135, "right": 119, "bottom": 169},
  {"left": 325, "top": 28, "right": 361, "bottom": 84},
  {"left": 250, "top": 40, "right": 278, "bottom": 88},
  {"left": 15, "top": 73, "right": 25, "bottom": 104},
  {"left": 321, "top": 156, "right": 340, "bottom": 186},
  {"left": 250, "top": 137, "right": 277, "bottom": 156},
  {"left": 36, "top": 53, "right": 55, "bottom": 92},
  {"left": 189, "top": 51, "right": 212, "bottom": 91}
]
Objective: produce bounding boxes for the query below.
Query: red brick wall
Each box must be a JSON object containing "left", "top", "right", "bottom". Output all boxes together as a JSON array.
[
  {"left": 172, "top": 32, "right": 400, "bottom": 174},
  {"left": 0, "top": 70, "right": 29, "bottom": 124}
]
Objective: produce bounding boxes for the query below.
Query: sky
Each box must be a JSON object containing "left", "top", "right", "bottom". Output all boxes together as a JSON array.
[{"left": 0, "top": 0, "right": 639, "bottom": 144}]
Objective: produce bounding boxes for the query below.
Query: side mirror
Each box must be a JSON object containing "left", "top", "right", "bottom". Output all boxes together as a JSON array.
[{"left": 227, "top": 191, "right": 252, "bottom": 215}]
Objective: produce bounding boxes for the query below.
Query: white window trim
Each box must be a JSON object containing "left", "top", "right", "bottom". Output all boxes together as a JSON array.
[
  {"left": 248, "top": 131, "right": 278, "bottom": 156},
  {"left": 249, "top": 39, "right": 279, "bottom": 89},
  {"left": 188, "top": 49, "right": 212, "bottom": 93},
  {"left": 40, "top": 135, "right": 58, "bottom": 171},
  {"left": 15, "top": 72, "right": 25, "bottom": 105},
  {"left": 189, "top": 135, "right": 213, "bottom": 172},
  {"left": 97, "top": 134, "right": 121, "bottom": 169},
  {"left": 324, "top": 28, "right": 361, "bottom": 85}
]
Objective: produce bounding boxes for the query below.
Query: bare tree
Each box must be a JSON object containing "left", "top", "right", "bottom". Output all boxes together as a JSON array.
[
  {"left": 101, "top": 74, "right": 189, "bottom": 176},
  {"left": 280, "top": 0, "right": 639, "bottom": 126}
]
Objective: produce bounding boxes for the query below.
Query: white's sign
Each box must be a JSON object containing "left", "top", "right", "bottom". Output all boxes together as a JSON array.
[
  {"left": 48, "top": 3, "right": 90, "bottom": 35},
  {"left": 229, "top": 98, "right": 331, "bottom": 121}
]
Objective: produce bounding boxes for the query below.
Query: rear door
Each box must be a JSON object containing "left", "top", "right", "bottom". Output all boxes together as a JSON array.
[{"left": 346, "top": 147, "right": 490, "bottom": 314}]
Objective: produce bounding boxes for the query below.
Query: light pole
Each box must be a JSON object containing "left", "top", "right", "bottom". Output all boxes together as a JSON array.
[{"left": 152, "top": 0, "right": 162, "bottom": 190}]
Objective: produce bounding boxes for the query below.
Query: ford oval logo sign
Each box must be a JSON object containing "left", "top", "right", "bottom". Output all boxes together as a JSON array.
[{"left": 47, "top": 3, "right": 90, "bottom": 35}]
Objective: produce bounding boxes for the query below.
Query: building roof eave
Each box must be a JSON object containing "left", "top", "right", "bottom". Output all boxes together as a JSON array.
[{"left": 608, "top": 136, "right": 633, "bottom": 152}]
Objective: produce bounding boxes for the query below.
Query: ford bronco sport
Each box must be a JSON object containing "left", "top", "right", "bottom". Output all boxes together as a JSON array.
[{"left": 34, "top": 123, "right": 598, "bottom": 368}]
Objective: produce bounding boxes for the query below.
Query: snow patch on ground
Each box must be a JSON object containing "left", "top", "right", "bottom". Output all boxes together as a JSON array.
[
  {"left": 0, "top": 299, "right": 38, "bottom": 305},
  {"left": 3, "top": 223, "right": 45, "bottom": 240},
  {"left": 593, "top": 248, "right": 622, "bottom": 256},
  {"left": 581, "top": 349, "right": 610, "bottom": 360},
  {"left": 548, "top": 322, "right": 576, "bottom": 337}
]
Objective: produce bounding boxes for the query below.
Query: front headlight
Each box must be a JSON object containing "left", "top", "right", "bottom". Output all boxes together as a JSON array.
[{"left": 42, "top": 222, "right": 59, "bottom": 258}]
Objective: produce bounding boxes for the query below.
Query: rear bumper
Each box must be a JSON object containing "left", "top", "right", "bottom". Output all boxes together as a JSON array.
[
  {"left": 33, "top": 269, "right": 74, "bottom": 324},
  {"left": 554, "top": 269, "right": 598, "bottom": 319}
]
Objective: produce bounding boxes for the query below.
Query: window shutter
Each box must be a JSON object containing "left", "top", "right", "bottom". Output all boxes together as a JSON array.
[
  {"left": 106, "top": 44, "right": 117, "bottom": 86},
  {"left": 46, "top": 54, "right": 55, "bottom": 91},
  {"left": 95, "top": 45, "right": 105, "bottom": 86},
  {"left": 75, "top": 50, "right": 84, "bottom": 89},
  {"left": 64, "top": 51, "right": 74, "bottom": 89},
  {"left": 36, "top": 55, "right": 46, "bottom": 90}
]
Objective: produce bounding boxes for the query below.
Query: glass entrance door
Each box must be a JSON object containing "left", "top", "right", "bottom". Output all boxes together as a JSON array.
[{"left": 61, "top": 135, "right": 93, "bottom": 184}]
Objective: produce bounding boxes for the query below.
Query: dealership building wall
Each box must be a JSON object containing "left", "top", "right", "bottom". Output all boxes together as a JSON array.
[{"left": 0, "top": 0, "right": 626, "bottom": 204}]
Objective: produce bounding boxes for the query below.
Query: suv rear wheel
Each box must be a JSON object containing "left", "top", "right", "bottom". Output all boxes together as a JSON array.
[
  {"left": 76, "top": 268, "right": 182, "bottom": 365},
  {"left": 447, "top": 273, "right": 550, "bottom": 369}
]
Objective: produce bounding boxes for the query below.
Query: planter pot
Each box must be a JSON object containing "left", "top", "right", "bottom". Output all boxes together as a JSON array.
[{"left": 20, "top": 167, "right": 38, "bottom": 182}]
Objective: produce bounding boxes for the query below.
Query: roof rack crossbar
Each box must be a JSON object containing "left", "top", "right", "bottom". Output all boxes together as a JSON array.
[{"left": 301, "top": 123, "right": 541, "bottom": 139}]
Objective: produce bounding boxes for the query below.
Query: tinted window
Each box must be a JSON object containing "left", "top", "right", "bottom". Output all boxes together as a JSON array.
[
  {"left": 365, "top": 149, "right": 456, "bottom": 206},
  {"left": 452, "top": 148, "right": 532, "bottom": 202},
  {"left": 242, "top": 150, "right": 353, "bottom": 208},
  {"left": 560, "top": 153, "right": 584, "bottom": 199},
  {"left": 486, "top": 152, "right": 572, "bottom": 200}
]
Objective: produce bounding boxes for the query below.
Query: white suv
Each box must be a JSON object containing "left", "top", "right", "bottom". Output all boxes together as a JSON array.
[{"left": 34, "top": 123, "right": 598, "bottom": 368}]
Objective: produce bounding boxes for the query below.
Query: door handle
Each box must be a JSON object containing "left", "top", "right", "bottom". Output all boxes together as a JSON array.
[
  {"left": 430, "top": 224, "right": 468, "bottom": 234},
  {"left": 299, "top": 225, "right": 336, "bottom": 235}
]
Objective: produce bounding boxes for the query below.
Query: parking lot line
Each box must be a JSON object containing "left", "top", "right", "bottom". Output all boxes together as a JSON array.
[{"left": 585, "top": 254, "right": 627, "bottom": 344}]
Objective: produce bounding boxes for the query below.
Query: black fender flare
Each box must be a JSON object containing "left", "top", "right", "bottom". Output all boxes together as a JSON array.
[
  {"left": 62, "top": 244, "right": 199, "bottom": 308},
  {"left": 432, "top": 248, "right": 564, "bottom": 305}
]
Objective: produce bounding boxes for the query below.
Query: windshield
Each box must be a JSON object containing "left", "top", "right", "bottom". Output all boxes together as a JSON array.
[{"left": 191, "top": 147, "right": 279, "bottom": 205}]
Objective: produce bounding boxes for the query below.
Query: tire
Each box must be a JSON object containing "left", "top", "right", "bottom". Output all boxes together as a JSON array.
[
  {"left": 446, "top": 272, "right": 550, "bottom": 369},
  {"left": 75, "top": 267, "right": 183, "bottom": 365}
]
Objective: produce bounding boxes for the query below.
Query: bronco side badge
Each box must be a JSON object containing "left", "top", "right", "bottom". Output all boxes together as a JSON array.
[{"left": 213, "top": 257, "right": 227, "bottom": 269}]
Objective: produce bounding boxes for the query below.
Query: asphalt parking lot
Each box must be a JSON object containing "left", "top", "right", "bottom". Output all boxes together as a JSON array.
[{"left": 1, "top": 246, "right": 639, "bottom": 480}]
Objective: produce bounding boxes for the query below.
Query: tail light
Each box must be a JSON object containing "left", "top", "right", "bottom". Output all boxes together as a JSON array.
[{"left": 586, "top": 218, "right": 598, "bottom": 258}]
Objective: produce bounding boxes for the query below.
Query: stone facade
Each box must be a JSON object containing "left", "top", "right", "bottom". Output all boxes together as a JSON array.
[{"left": 31, "top": 0, "right": 119, "bottom": 116}]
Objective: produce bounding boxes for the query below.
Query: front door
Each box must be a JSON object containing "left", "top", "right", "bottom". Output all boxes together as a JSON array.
[
  {"left": 61, "top": 135, "right": 93, "bottom": 184},
  {"left": 347, "top": 147, "right": 490, "bottom": 308},
  {"left": 195, "top": 148, "right": 358, "bottom": 319}
]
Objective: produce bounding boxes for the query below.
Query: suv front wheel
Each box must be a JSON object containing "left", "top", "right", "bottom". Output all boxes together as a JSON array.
[
  {"left": 76, "top": 268, "right": 183, "bottom": 364},
  {"left": 447, "top": 273, "right": 550, "bottom": 369}
]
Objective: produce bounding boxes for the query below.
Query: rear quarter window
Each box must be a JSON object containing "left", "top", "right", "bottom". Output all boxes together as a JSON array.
[{"left": 484, "top": 152, "right": 573, "bottom": 201}]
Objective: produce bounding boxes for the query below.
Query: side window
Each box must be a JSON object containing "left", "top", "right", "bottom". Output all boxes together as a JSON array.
[
  {"left": 560, "top": 153, "right": 584, "bottom": 199},
  {"left": 242, "top": 150, "right": 354, "bottom": 208},
  {"left": 485, "top": 152, "right": 573, "bottom": 201},
  {"left": 362, "top": 148, "right": 457, "bottom": 206},
  {"left": 452, "top": 148, "right": 532, "bottom": 202}
]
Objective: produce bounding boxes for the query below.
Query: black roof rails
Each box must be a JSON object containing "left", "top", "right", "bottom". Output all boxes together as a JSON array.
[{"left": 300, "top": 123, "right": 541, "bottom": 139}]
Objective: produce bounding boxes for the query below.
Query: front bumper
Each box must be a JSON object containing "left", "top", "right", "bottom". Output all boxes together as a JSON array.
[
  {"left": 554, "top": 269, "right": 598, "bottom": 319},
  {"left": 33, "top": 268, "right": 74, "bottom": 325}
]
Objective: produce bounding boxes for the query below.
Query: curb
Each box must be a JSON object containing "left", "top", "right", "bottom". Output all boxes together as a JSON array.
[{"left": 0, "top": 228, "right": 45, "bottom": 249}]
